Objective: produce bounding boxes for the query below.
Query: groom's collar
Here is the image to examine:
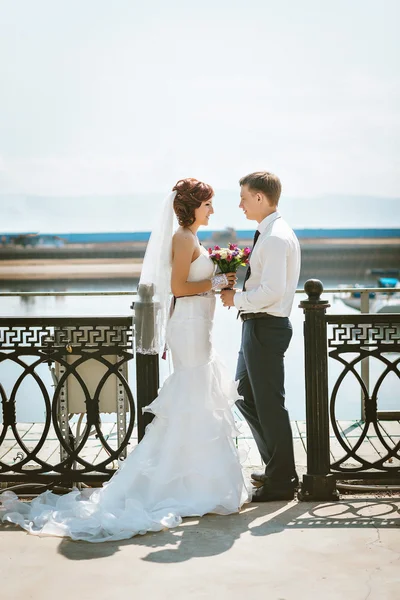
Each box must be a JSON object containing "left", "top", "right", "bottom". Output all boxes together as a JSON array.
[{"left": 257, "top": 211, "right": 281, "bottom": 235}]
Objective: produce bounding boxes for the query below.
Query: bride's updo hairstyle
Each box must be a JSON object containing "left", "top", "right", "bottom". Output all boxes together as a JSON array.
[{"left": 172, "top": 178, "right": 214, "bottom": 227}]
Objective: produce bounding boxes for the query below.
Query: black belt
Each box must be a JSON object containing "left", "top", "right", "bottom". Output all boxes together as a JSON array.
[{"left": 240, "top": 312, "right": 275, "bottom": 322}]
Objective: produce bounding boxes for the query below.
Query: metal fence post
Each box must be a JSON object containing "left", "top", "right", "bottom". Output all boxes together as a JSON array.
[
  {"left": 360, "top": 290, "right": 370, "bottom": 421},
  {"left": 132, "top": 284, "right": 159, "bottom": 442},
  {"left": 298, "top": 279, "right": 339, "bottom": 501}
]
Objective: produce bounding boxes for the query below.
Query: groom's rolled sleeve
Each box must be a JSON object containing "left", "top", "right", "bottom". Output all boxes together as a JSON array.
[{"left": 234, "top": 236, "right": 287, "bottom": 312}]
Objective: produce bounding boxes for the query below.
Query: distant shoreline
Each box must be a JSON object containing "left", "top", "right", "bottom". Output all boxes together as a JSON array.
[
  {"left": 1, "top": 228, "right": 400, "bottom": 244},
  {"left": 1, "top": 234, "right": 399, "bottom": 283},
  {"left": 0, "top": 258, "right": 141, "bottom": 280}
]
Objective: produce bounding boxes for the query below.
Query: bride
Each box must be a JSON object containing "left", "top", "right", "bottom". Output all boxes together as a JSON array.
[{"left": 0, "top": 178, "right": 251, "bottom": 542}]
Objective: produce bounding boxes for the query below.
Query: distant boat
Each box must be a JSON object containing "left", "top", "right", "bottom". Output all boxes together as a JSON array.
[{"left": 335, "top": 271, "right": 400, "bottom": 313}]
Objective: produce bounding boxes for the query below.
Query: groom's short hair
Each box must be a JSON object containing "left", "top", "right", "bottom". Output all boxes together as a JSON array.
[{"left": 239, "top": 172, "right": 282, "bottom": 206}]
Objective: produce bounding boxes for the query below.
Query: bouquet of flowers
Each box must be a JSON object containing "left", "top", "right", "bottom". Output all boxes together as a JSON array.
[{"left": 208, "top": 243, "right": 251, "bottom": 278}]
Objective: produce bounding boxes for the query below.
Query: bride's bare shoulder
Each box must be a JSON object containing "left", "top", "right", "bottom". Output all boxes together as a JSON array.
[{"left": 173, "top": 227, "right": 195, "bottom": 246}]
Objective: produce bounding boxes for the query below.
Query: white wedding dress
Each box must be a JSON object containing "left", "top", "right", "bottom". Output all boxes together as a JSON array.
[{"left": 1, "top": 247, "right": 250, "bottom": 542}]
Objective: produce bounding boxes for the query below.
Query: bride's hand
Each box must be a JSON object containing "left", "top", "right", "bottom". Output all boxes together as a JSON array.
[{"left": 210, "top": 272, "right": 237, "bottom": 290}]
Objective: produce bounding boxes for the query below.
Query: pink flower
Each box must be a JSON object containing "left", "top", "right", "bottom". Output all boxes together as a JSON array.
[
  {"left": 228, "top": 243, "right": 238, "bottom": 250},
  {"left": 208, "top": 247, "right": 213, "bottom": 254},
  {"left": 214, "top": 245, "right": 221, "bottom": 250},
  {"left": 243, "top": 247, "right": 251, "bottom": 256},
  {"left": 226, "top": 254, "right": 233, "bottom": 262},
  {"left": 214, "top": 253, "right": 221, "bottom": 260}
]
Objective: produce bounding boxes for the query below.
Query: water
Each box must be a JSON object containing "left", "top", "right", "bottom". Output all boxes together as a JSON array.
[{"left": 1, "top": 280, "right": 397, "bottom": 423}]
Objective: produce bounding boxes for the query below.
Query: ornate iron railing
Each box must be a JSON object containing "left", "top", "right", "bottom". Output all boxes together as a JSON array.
[
  {"left": 0, "top": 316, "right": 135, "bottom": 485},
  {"left": 1, "top": 286, "right": 399, "bottom": 495},
  {"left": 299, "top": 280, "right": 400, "bottom": 501}
]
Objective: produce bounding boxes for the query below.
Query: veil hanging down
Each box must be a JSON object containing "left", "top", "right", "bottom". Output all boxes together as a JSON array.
[{"left": 134, "top": 191, "right": 177, "bottom": 355}]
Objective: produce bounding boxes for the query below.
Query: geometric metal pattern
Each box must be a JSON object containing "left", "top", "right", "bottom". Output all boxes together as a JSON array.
[
  {"left": 0, "top": 317, "right": 133, "bottom": 350},
  {"left": 0, "top": 316, "right": 135, "bottom": 485},
  {"left": 327, "top": 314, "right": 400, "bottom": 478},
  {"left": 327, "top": 315, "right": 400, "bottom": 350}
]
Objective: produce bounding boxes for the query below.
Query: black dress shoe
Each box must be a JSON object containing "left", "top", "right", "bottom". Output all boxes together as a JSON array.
[
  {"left": 251, "top": 483, "right": 295, "bottom": 502},
  {"left": 251, "top": 471, "right": 266, "bottom": 481},
  {"left": 250, "top": 472, "right": 267, "bottom": 488},
  {"left": 251, "top": 473, "right": 299, "bottom": 488}
]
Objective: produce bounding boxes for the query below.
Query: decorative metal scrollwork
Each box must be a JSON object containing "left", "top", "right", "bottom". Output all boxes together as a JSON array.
[
  {"left": 0, "top": 316, "right": 135, "bottom": 485},
  {"left": 327, "top": 315, "right": 400, "bottom": 476},
  {"left": 327, "top": 316, "right": 400, "bottom": 350}
]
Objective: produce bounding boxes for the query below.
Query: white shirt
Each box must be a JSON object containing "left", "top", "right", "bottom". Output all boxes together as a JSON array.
[{"left": 234, "top": 211, "right": 301, "bottom": 317}]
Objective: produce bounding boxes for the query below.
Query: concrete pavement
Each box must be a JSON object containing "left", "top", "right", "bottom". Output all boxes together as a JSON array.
[{"left": 1, "top": 496, "right": 400, "bottom": 600}]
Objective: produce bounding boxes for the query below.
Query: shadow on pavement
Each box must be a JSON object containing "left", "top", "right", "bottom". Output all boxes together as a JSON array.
[{"left": 55, "top": 496, "right": 400, "bottom": 563}]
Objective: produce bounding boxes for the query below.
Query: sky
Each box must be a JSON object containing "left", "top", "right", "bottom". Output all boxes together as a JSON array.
[{"left": 0, "top": 0, "right": 399, "bottom": 198}]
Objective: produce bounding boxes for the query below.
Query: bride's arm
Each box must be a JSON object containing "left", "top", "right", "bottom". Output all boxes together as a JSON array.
[{"left": 171, "top": 231, "right": 213, "bottom": 297}]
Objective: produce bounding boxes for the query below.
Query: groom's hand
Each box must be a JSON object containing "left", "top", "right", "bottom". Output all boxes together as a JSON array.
[{"left": 220, "top": 289, "right": 236, "bottom": 307}]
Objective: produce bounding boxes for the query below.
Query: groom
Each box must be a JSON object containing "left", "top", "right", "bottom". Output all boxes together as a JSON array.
[{"left": 221, "top": 171, "right": 301, "bottom": 501}]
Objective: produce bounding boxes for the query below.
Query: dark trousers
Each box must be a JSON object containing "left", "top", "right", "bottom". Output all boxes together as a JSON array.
[{"left": 235, "top": 315, "right": 297, "bottom": 483}]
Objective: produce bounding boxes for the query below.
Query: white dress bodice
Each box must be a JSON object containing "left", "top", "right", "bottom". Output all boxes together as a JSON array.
[{"left": 187, "top": 245, "right": 215, "bottom": 282}]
